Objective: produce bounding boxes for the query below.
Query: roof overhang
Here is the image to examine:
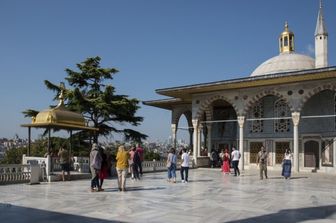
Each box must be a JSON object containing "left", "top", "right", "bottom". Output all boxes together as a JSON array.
[
  {"left": 142, "top": 98, "right": 190, "bottom": 110},
  {"left": 21, "top": 123, "right": 99, "bottom": 131},
  {"left": 155, "top": 67, "right": 336, "bottom": 100}
]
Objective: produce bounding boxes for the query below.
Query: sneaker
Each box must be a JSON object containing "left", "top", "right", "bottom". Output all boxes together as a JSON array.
[
  {"left": 182, "top": 180, "right": 185, "bottom": 183},
  {"left": 91, "top": 188, "right": 96, "bottom": 192}
]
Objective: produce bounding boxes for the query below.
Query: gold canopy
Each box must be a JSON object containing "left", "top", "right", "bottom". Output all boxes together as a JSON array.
[{"left": 21, "top": 84, "right": 98, "bottom": 131}]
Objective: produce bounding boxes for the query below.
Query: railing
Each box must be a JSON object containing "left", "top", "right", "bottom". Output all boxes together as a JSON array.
[
  {"left": 0, "top": 164, "right": 31, "bottom": 185},
  {"left": 142, "top": 160, "right": 167, "bottom": 172},
  {"left": 141, "top": 158, "right": 195, "bottom": 172},
  {"left": 0, "top": 157, "right": 196, "bottom": 184}
]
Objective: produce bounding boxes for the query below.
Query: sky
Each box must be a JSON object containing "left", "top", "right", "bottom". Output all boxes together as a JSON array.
[{"left": 0, "top": 0, "right": 336, "bottom": 143}]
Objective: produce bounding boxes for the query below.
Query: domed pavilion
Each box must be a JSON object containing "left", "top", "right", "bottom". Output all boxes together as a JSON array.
[
  {"left": 144, "top": 2, "right": 336, "bottom": 173},
  {"left": 21, "top": 83, "right": 98, "bottom": 156}
]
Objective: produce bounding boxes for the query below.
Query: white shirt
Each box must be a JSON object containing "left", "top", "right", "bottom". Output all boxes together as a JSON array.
[
  {"left": 284, "top": 153, "right": 293, "bottom": 160},
  {"left": 181, "top": 152, "right": 189, "bottom": 167},
  {"left": 231, "top": 150, "right": 241, "bottom": 161}
]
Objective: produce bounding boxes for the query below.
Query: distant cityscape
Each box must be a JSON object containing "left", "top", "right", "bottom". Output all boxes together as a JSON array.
[{"left": 0, "top": 134, "right": 189, "bottom": 161}]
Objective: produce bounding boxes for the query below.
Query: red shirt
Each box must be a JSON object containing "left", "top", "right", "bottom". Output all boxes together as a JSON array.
[{"left": 136, "top": 147, "right": 144, "bottom": 161}]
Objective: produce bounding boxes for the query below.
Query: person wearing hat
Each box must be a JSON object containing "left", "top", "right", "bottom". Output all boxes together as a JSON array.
[{"left": 256, "top": 146, "right": 268, "bottom": 180}]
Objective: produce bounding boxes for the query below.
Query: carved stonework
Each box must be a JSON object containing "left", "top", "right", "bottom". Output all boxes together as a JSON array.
[
  {"left": 249, "top": 101, "right": 264, "bottom": 133},
  {"left": 274, "top": 99, "right": 290, "bottom": 132},
  {"left": 192, "top": 119, "right": 198, "bottom": 126},
  {"left": 237, "top": 116, "right": 245, "bottom": 128},
  {"left": 291, "top": 112, "right": 300, "bottom": 126}
]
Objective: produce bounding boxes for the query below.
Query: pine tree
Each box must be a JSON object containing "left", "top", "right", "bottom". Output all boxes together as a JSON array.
[{"left": 24, "top": 56, "right": 147, "bottom": 143}]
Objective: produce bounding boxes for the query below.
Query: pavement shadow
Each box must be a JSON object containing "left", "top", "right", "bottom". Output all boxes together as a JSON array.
[
  {"left": 188, "top": 179, "right": 213, "bottom": 183},
  {"left": 266, "top": 176, "right": 309, "bottom": 180},
  {"left": 0, "top": 203, "right": 125, "bottom": 223},
  {"left": 102, "top": 186, "right": 166, "bottom": 192},
  {"left": 126, "top": 186, "right": 166, "bottom": 191},
  {"left": 225, "top": 204, "right": 336, "bottom": 223}
]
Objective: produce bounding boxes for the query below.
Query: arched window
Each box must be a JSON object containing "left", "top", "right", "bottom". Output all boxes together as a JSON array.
[
  {"left": 274, "top": 99, "right": 290, "bottom": 132},
  {"left": 249, "top": 101, "right": 264, "bottom": 133},
  {"left": 284, "top": 36, "right": 288, "bottom": 46}
]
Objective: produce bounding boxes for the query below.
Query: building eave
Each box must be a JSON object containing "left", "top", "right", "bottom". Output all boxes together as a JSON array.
[
  {"left": 142, "top": 98, "right": 190, "bottom": 110},
  {"left": 156, "top": 67, "right": 336, "bottom": 99},
  {"left": 21, "top": 123, "right": 99, "bottom": 131}
]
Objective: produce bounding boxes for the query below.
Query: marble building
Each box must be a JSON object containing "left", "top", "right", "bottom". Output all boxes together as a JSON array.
[{"left": 144, "top": 2, "right": 336, "bottom": 173}]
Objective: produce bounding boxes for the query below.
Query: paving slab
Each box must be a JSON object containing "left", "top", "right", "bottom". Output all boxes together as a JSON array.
[{"left": 1, "top": 168, "right": 336, "bottom": 223}]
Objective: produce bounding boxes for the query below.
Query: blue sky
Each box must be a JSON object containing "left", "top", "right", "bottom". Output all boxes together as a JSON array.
[{"left": 0, "top": 0, "right": 335, "bottom": 143}]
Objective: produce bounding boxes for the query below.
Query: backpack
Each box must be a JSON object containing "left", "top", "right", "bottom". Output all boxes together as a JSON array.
[{"left": 133, "top": 151, "right": 141, "bottom": 164}]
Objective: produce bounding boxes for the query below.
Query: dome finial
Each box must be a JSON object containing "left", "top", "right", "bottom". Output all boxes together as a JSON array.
[
  {"left": 279, "top": 21, "right": 294, "bottom": 53},
  {"left": 285, "top": 21, "right": 288, "bottom": 30},
  {"left": 57, "top": 82, "right": 65, "bottom": 107}
]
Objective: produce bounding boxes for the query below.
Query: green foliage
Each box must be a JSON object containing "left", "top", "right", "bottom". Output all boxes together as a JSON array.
[
  {"left": 31, "top": 56, "right": 147, "bottom": 143},
  {"left": 0, "top": 147, "right": 26, "bottom": 164},
  {"left": 144, "top": 151, "right": 161, "bottom": 161},
  {"left": 63, "top": 56, "right": 147, "bottom": 142}
]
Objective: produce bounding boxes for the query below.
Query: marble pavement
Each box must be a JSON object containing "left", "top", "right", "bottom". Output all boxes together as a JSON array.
[{"left": 1, "top": 168, "right": 336, "bottom": 223}]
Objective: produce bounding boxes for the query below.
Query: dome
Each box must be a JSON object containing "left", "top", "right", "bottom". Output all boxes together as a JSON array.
[
  {"left": 33, "top": 104, "right": 86, "bottom": 127},
  {"left": 31, "top": 84, "right": 86, "bottom": 128},
  {"left": 251, "top": 52, "right": 315, "bottom": 76}
]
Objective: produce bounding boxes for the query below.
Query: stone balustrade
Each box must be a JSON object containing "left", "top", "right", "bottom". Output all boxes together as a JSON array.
[
  {"left": 0, "top": 157, "right": 196, "bottom": 184},
  {"left": 142, "top": 160, "right": 167, "bottom": 172},
  {"left": 0, "top": 164, "right": 31, "bottom": 185}
]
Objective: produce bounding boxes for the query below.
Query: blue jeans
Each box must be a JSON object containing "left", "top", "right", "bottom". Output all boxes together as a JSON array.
[
  {"left": 167, "top": 163, "right": 176, "bottom": 179},
  {"left": 180, "top": 166, "right": 189, "bottom": 181},
  {"left": 232, "top": 160, "right": 240, "bottom": 176}
]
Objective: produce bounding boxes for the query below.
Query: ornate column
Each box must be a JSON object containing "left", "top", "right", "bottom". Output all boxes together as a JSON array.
[
  {"left": 171, "top": 123, "right": 177, "bottom": 148},
  {"left": 238, "top": 116, "right": 245, "bottom": 170},
  {"left": 207, "top": 123, "right": 212, "bottom": 157},
  {"left": 192, "top": 119, "right": 199, "bottom": 165},
  {"left": 292, "top": 112, "right": 300, "bottom": 172},
  {"left": 197, "top": 124, "right": 202, "bottom": 157}
]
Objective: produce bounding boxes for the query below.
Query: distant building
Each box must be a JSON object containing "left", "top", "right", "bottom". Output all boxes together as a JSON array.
[{"left": 144, "top": 2, "right": 336, "bottom": 173}]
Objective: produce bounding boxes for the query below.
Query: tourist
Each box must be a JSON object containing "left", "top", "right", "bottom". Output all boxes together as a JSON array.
[
  {"left": 58, "top": 146, "right": 71, "bottom": 181},
  {"left": 128, "top": 145, "right": 135, "bottom": 180},
  {"left": 105, "top": 148, "right": 113, "bottom": 177},
  {"left": 98, "top": 146, "right": 108, "bottom": 191},
  {"left": 116, "top": 145, "right": 129, "bottom": 192},
  {"left": 90, "top": 143, "right": 102, "bottom": 192},
  {"left": 231, "top": 147, "right": 241, "bottom": 176},
  {"left": 166, "top": 147, "right": 177, "bottom": 183},
  {"left": 256, "top": 146, "right": 268, "bottom": 180},
  {"left": 282, "top": 148, "right": 293, "bottom": 179},
  {"left": 219, "top": 149, "right": 225, "bottom": 167},
  {"left": 210, "top": 149, "right": 218, "bottom": 168},
  {"left": 133, "top": 146, "right": 141, "bottom": 180},
  {"left": 136, "top": 143, "right": 144, "bottom": 176},
  {"left": 180, "top": 148, "right": 190, "bottom": 183},
  {"left": 221, "top": 149, "right": 230, "bottom": 174}
]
